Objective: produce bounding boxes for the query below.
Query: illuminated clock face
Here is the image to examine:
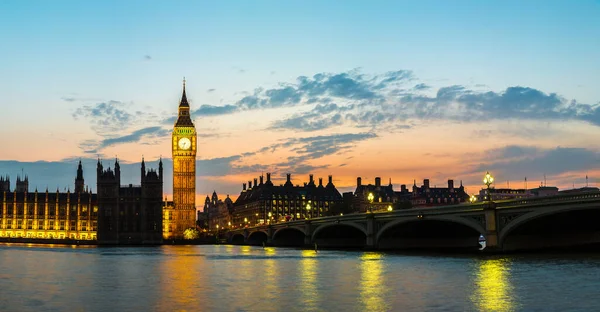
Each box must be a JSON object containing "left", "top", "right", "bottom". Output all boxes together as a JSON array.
[{"left": 178, "top": 137, "right": 191, "bottom": 150}]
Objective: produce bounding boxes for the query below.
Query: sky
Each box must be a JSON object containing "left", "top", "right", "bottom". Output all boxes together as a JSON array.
[{"left": 1, "top": 0, "right": 600, "bottom": 210}]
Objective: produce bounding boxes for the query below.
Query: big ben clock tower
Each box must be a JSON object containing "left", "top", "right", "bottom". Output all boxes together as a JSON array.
[{"left": 169, "top": 79, "right": 197, "bottom": 238}]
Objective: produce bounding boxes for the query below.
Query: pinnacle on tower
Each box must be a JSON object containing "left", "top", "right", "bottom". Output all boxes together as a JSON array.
[{"left": 179, "top": 77, "right": 189, "bottom": 107}]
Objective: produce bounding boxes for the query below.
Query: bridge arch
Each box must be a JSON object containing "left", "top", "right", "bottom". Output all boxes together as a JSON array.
[
  {"left": 311, "top": 222, "right": 367, "bottom": 241},
  {"left": 376, "top": 215, "right": 484, "bottom": 250},
  {"left": 311, "top": 222, "right": 367, "bottom": 248},
  {"left": 498, "top": 204, "right": 600, "bottom": 251},
  {"left": 272, "top": 227, "right": 305, "bottom": 247},
  {"left": 230, "top": 233, "right": 246, "bottom": 244},
  {"left": 247, "top": 231, "right": 268, "bottom": 245}
]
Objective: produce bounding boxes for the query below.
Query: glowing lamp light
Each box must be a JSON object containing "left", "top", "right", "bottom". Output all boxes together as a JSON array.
[
  {"left": 483, "top": 172, "right": 494, "bottom": 187},
  {"left": 387, "top": 205, "right": 393, "bottom": 212},
  {"left": 367, "top": 193, "right": 374, "bottom": 203}
]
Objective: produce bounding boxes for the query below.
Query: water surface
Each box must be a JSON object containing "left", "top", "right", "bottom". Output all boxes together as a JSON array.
[{"left": 1, "top": 244, "right": 599, "bottom": 311}]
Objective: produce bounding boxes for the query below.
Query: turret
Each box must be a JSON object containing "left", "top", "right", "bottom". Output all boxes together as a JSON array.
[
  {"left": 141, "top": 157, "right": 146, "bottom": 181},
  {"left": 159, "top": 157, "right": 163, "bottom": 182},
  {"left": 75, "top": 160, "right": 84, "bottom": 193}
]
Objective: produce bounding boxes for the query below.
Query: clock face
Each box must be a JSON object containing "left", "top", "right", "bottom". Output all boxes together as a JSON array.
[{"left": 178, "top": 137, "right": 191, "bottom": 150}]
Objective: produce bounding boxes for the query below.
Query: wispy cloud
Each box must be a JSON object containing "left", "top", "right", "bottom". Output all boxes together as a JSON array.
[{"left": 81, "top": 126, "right": 171, "bottom": 154}]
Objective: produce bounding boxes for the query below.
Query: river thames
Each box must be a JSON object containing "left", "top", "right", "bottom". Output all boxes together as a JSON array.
[{"left": 1, "top": 244, "right": 599, "bottom": 311}]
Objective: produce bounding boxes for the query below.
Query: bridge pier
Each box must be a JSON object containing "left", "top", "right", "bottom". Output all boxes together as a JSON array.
[
  {"left": 267, "top": 226, "right": 273, "bottom": 245},
  {"left": 366, "top": 214, "right": 376, "bottom": 249},
  {"left": 483, "top": 202, "right": 500, "bottom": 250},
  {"left": 304, "top": 220, "right": 313, "bottom": 247}
]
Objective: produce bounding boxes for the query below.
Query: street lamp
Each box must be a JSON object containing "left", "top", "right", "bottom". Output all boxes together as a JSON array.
[
  {"left": 306, "top": 203, "right": 311, "bottom": 219},
  {"left": 367, "top": 192, "right": 374, "bottom": 213},
  {"left": 483, "top": 171, "right": 494, "bottom": 202},
  {"left": 268, "top": 212, "right": 272, "bottom": 224},
  {"left": 470, "top": 195, "right": 477, "bottom": 203},
  {"left": 387, "top": 205, "right": 393, "bottom": 212}
]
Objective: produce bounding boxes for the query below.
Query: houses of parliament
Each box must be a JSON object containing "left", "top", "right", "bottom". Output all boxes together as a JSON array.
[{"left": 0, "top": 82, "right": 197, "bottom": 244}]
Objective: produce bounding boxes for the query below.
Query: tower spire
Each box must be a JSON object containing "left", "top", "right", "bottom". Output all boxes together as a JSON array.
[{"left": 179, "top": 77, "right": 189, "bottom": 108}]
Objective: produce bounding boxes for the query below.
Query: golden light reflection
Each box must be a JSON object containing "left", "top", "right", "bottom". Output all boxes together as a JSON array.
[
  {"left": 240, "top": 245, "right": 252, "bottom": 255},
  {"left": 360, "top": 252, "right": 388, "bottom": 311},
  {"left": 471, "top": 258, "right": 515, "bottom": 312},
  {"left": 262, "top": 247, "right": 278, "bottom": 302},
  {"left": 299, "top": 249, "right": 319, "bottom": 310},
  {"left": 158, "top": 247, "right": 204, "bottom": 310}
]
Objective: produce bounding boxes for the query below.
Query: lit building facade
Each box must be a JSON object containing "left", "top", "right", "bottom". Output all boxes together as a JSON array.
[
  {"left": 232, "top": 173, "right": 343, "bottom": 227},
  {"left": 204, "top": 191, "right": 234, "bottom": 231},
  {"left": 352, "top": 177, "right": 412, "bottom": 212},
  {"left": 166, "top": 80, "right": 198, "bottom": 239},
  {"left": 0, "top": 161, "right": 98, "bottom": 240}
]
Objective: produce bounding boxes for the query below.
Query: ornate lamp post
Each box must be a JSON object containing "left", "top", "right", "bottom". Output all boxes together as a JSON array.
[
  {"left": 470, "top": 195, "right": 477, "bottom": 203},
  {"left": 367, "top": 192, "right": 374, "bottom": 213},
  {"left": 268, "top": 212, "right": 272, "bottom": 224},
  {"left": 387, "top": 205, "right": 393, "bottom": 212},
  {"left": 306, "top": 203, "right": 311, "bottom": 219},
  {"left": 483, "top": 171, "right": 494, "bottom": 202}
]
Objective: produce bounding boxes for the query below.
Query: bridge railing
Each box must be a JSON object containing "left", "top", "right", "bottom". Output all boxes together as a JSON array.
[{"left": 493, "top": 191, "right": 600, "bottom": 208}]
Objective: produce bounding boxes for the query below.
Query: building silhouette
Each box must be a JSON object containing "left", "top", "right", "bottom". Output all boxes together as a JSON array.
[
  {"left": 0, "top": 161, "right": 98, "bottom": 240},
  {"left": 165, "top": 79, "right": 197, "bottom": 239},
  {"left": 96, "top": 158, "right": 163, "bottom": 245},
  {"left": 232, "top": 173, "right": 343, "bottom": 227}
]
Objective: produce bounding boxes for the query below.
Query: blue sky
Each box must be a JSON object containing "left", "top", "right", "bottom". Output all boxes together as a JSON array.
[{"left": 1, "top": 1, "right": 599, "bottom": 204}]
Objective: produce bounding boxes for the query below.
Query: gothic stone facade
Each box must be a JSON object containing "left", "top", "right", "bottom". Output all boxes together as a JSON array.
[{"left": 97, "top": 159, "right": 163, "bottom": 245}]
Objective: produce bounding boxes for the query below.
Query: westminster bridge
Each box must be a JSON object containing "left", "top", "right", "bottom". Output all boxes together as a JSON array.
[{"left": 224, "top": 191, "right": 600, "bottom": 251}]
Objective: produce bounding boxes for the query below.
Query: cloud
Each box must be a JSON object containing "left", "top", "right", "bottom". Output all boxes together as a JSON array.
[
  {"left": 192, "top": 104, "right": 238, "bottom": 116},
  {"left": 72, "top": 100, "right": 134, "bottom": 136},
  {"left": 207, "top": 88, "right": 216, "bottom": 93},
  {"left": 413, "top": 83, "right": 430, "bottom": 90},
  {"left": 470, "top": 145, "right": 600, "bottom": 181},
  {"left": 81, "top": 126, "right": 171, "bottom": 154},
  {"left": 61, "top": 97, "right": 77, "bottom": 102},
  {"left": 144, "top": 55, "right": 152, "bottom": 60}
]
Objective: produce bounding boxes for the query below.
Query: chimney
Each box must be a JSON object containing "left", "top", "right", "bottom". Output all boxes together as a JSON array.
[
  {"left": 259, "top": 175, "right": 264, "bottom": 185},
  {"left": 249, "top": 180, "right": 252, "bottom": 188},
  {"left": 267, "top": 173, "right": 271, "bottom": 182},
  {"left": 375, "top": 177, "right": 381, "bottom": 187},
  {"left": 286, "top": 173, "right": 291, "bottom": 183},
  {"left": 309, "top": 174, "right": 314, "bottom": 184},
  {"left": 254, "top": 178, "right": 258, "bottom": 187},
  {"left": 318, "top": 178, "right": 323, "bottom": 186},
  {"left": 448, "top": 179, "right": 454, "bottom": 190},
  {"left": 424, "top": 179, "right": 430, "bottom": 189},
  {"left": 243, "top": 183, "right": 246, "bottom": 191},
  {"left": 357, "top": 177, "right": 362, "bottom": 187},
  {"left": 328, "top": 175, "right": 333, "bottom": 185}
]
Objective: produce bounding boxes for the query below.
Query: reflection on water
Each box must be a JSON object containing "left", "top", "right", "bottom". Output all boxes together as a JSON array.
[
  {"left": 472, "top": 258, "right": 515, "bottom": 312},
  {"left": 0, "top": 244, "right": 599, "bottom": 311},
  {"left": 360, "top": 252, "right": 388, "bottom": 312},
  {"left": 299, "top": 249, "right": 319, "bottom": 311}
]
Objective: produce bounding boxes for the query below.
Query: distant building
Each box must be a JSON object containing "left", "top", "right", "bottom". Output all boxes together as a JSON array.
[
  {"left": 411, "top": 179, "right": 469, "bottom": 207},
  {"left": 478, "top": 186, "right": 561, "bottom": 201},
  {"left": 478, "top": 188, "right": 533, "bottom": 201},
  {"left": 204, "top": 191, "right": 234, "bottom": 230},
  {"left": 96, "top": 158, "right": 163, "bottom": 245},
  {"left": 352, "top": 177, "right": 411, "bottom": 212},
  {"left": 0, "top": 161, "right": 98, "bottom": 240},
  {"left": 232, "top": 173, "right": 343, "bottom": 227},
  {"left": 559, "top": 187, "right": 600, "bottom": 194}
]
